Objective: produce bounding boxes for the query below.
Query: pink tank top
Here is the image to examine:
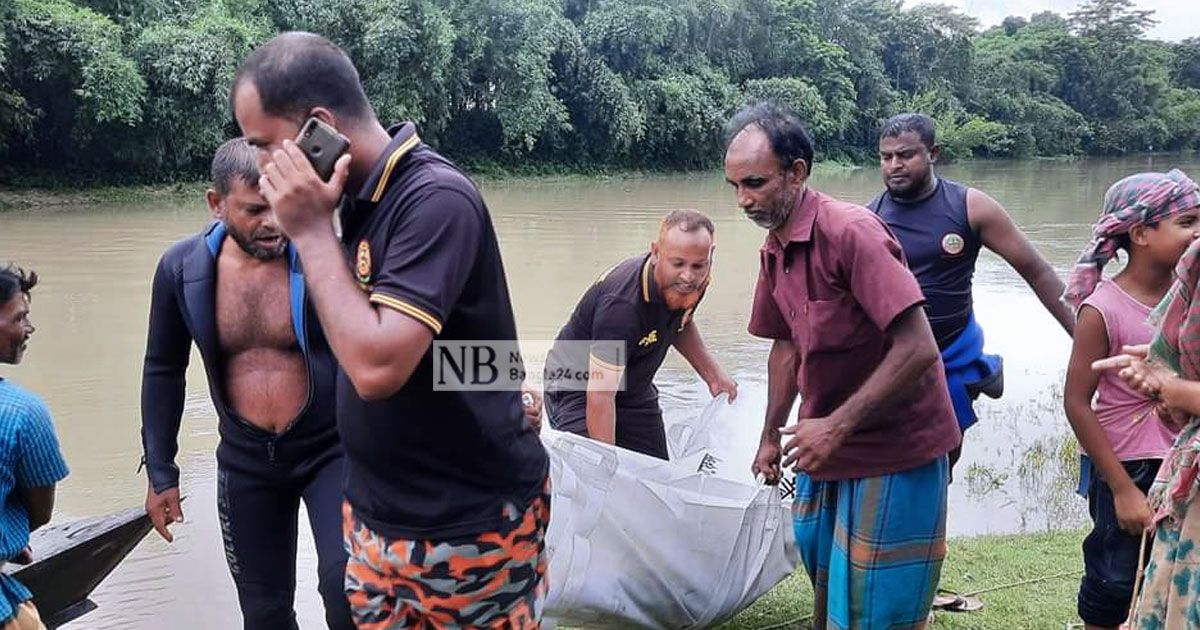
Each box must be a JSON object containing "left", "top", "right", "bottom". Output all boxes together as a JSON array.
[{"left": 1082, "top": 280, "right": 1177, "bottom": 461}]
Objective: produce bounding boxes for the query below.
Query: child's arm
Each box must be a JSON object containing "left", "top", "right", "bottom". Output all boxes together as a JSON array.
[{"left": 1065, "top": 305, "right": 1153, "bottom": 534}]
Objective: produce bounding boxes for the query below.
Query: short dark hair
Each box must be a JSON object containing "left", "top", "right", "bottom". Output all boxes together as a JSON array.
[
  {"left": 660, "top": 209, "right": 715, "bottom": 238},
  {"left": 211, "top": 137, "right": 259, "bottom": 196},
  {"left": 0, "top": 264, "right": 37, "bottom": 306},
  {"left": 880, "top": 113, "right": 937, "bottom": 149},
  {"left": 231, "top": 31, "right": 373, "bottom": 126},
  {"left": 724, "top": 102, "right": 815, "bottom": 172}
]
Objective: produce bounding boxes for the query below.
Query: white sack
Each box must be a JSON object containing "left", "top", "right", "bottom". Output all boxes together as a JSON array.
[{"left": 542, "top": 394, "right": 799, "bottom": 629}]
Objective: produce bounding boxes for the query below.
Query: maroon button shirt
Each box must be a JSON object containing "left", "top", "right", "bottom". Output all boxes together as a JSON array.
[{"left": 749, "top": 188, "right": 960, "bottom": 480}]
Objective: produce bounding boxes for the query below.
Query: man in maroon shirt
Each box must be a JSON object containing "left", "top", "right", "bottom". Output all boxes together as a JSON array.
[{"left": 724, "top": 102, "right": 960, "bottom": 628}]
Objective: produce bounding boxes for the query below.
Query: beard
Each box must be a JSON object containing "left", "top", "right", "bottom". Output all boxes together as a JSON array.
[
  {"left": 227, "top": 224, "right": 287, "bottom": 261},
  {"left": 745, "top": 187, "right": 795, "bottom": 231},
  {"left": 663, "top": 285, "right": 703, "bottom": 311},
  {"left": 885, "top": 172, "right": 932, "bottom": 200},
  {"left": 745, "top": 208, "right": 786, "bottom": 230}
]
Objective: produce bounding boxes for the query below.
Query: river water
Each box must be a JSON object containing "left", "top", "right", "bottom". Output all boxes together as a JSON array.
[{"left": 1, "top": 154, "right": 1198, "bottom": 628}]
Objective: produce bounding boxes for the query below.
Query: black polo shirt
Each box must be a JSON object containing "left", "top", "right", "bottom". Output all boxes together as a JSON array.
[
  {"left": 337, "top": 123, "right": 548, "bottom": 541},
  {"left": 544, "top": 254, "right": 700, "bottom": 430}
]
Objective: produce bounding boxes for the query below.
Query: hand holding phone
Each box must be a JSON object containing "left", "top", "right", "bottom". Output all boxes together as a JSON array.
[
  {"left": 295, "top": 117, "right": 350, "bottom": 181},
  {"left": 258, "top": 117, "right": 351, "bottom": 239}
]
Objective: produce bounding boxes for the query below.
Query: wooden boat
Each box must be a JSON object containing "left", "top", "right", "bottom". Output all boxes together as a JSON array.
[{"left": 2, "top": 507, "right": 152, "bottom": 628}]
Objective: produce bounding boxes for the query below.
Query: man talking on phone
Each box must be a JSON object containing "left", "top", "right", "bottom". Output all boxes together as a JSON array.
[
  {"left": 232, "top": 33, "right": 550, "bottom": 628},
  {"left": 139, "top": 138, "right": 353, "bottom": 630}
]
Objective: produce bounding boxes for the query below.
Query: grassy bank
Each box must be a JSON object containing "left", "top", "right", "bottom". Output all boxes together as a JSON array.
[
  {"left": 0, "top": 181, "right": 209, "bottom": 211},
  {"left": 0, "top": 161, "right": 863, "bottom": 211},
  {"left": 721, "top": 528, "right": 1085, "bottom": 630}
]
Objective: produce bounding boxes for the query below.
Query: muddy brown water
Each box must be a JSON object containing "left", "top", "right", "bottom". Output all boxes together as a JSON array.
[{"left": 2, "top": 154, "right": 1198, "bottom": 627}]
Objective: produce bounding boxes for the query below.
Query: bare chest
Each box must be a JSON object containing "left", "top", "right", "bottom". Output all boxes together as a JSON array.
[{"left": 215, "top": 257, "right": 297, "bottom": 354}]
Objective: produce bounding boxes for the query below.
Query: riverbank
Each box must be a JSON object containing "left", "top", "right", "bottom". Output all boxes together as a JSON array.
[
  {"left": 722, "top": 528, "right": 1084, "bottom": 630},
  {"left": 0, "top": 182, "right": 208, "bottom": 211},
  {"left": 0, "top": 161, "right": 866, "bottom": 211}
]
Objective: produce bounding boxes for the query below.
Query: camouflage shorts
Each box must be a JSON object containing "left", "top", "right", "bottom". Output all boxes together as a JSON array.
[{"left": 342, "top": 482, "right": 550, "bottom": 629}]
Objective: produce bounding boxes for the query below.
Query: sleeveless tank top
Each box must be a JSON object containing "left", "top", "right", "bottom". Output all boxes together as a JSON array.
[
  {"left": 870, "top": 178, "right": 981, "bottom": 348},
  {"left": 1082, "top": 280, "right": 1176, "bottom": 460}
]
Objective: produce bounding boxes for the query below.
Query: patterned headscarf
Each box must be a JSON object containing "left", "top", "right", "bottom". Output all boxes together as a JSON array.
[{"left": 1063, "top": 169, "right": 1200, "bottom": 310}]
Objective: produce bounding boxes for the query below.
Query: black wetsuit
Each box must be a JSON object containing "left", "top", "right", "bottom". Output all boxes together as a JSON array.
[{"left": 140, "top": 222, "right": 352, "bottom": 630}]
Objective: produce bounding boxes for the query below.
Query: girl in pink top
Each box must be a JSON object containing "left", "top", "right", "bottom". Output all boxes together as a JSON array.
[{"left": 1063, "top": 170, "right": 1200, "bottom": 630}]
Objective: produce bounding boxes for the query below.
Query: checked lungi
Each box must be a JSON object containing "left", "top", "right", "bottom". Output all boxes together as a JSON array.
[{"left": 793, "top": 456, "right": 949, "bottom": 629}]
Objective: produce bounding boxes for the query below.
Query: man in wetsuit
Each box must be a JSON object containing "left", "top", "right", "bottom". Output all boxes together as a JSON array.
[
  {"left": 544, "top": 209, "right": 738, "bottom": 459},
  {"left": 139, "top": 138, "right": 353, "bottom": 630},
  {"left": 870, "top": 113, "right": 1075, "bottom": 469}
]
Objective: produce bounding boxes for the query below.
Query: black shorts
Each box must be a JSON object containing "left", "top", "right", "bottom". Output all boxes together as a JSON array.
[{"left": 1078, "top": 458, "right": 1160, "bottom": 627}]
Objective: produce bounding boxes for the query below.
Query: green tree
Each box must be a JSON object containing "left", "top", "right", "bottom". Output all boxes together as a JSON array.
[
  {"left": 441, "top": 0, "right": 574, "bottom": 157},
  {"left": 358, "top": 0, "right": 456, "bottom": 134},
  {"left": 972, "top": 17, "right": 1089, "bottom": 155},
  {"left": 1, "top": 0, "right": 1198, "bottom": 181},
  {"left": 0, "top": 0, "right": 33, "bottom": 156},
  {"left": 1173, "top": 37, "right": 1200, "bottom": 90},
  {"left": 128, "top": 4, "right": 268, "bottom": 175},
  {"left": 742, "top": 77, "right": 832, "bottom": 141},
  {"left": 550, "top": 48, "right": 646, "bottom": 162},
  {"left": 632, "top": 66, "right": 741, "bottom": 168},
  {"left": 3, "top": 0, "right": 145, "bottom": 171}
]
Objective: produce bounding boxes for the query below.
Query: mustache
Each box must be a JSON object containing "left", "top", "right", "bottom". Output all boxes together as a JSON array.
[{"left": 745, "top": 208, "right": 782, "bottom": 229}]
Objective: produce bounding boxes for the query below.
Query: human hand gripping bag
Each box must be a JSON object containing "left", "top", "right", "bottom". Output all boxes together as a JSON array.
[{"left": 542, "top": 394, "right": 799, "bottom": 628}]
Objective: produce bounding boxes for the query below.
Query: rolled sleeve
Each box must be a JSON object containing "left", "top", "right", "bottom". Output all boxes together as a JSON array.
[
  {"left": 843, "top": 217, "right": 925, "bottom": 331},
  {"left": 370, "top": 188, "right": 483, "bottom": 335},
  {"left": 15, "top": 400, "right": 68, "bottom": 490},
  {"left": 749, "top": 259, "right": 790, "bottom": 339}
]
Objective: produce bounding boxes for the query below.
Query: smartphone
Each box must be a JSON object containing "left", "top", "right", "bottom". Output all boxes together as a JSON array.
[{"left": 295, "top": 117, "right": 350, "bottom": 181}]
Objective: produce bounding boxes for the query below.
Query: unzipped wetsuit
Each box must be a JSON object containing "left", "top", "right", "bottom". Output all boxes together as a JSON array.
[{"left": 140, "top": 221, "right": 352, "bottom": 630}]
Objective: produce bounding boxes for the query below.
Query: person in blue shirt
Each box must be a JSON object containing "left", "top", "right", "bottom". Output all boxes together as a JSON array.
[{"left": 0, "top": 264, "right": 70, "bottom": 630}]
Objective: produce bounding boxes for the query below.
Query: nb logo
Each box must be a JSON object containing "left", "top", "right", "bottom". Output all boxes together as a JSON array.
[{"left": 638, "top": 330, "right": 659, "bottom": 347}]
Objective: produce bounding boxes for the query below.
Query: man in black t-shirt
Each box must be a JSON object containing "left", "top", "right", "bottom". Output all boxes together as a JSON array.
[
  {"left": 545, "top": 210, "right": 738, "bottom": 459},
  {"left": 232, "top": 32, "right": 549, "bottom": 628}
]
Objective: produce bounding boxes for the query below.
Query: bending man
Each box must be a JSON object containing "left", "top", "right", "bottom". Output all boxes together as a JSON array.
[
  {"left": 544, "top": 210, "right": 737, "bottom": 458},
  {"left": 0, "top": 265, "right": 69, "bottom": 630}
]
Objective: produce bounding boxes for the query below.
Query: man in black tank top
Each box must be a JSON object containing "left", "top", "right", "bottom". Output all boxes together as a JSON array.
[{"left": 870, "top": 113, "right": 1075, "bottom": 469}]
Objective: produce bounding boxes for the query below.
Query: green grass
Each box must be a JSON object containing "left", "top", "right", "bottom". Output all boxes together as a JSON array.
[{"left": 719, "top": 529, "right": 1085, "bottom": 630}]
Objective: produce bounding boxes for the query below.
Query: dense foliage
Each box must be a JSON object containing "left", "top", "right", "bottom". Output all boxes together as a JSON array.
[{"left": 1, "top": 0, "right": 1197, "bottom": 182}]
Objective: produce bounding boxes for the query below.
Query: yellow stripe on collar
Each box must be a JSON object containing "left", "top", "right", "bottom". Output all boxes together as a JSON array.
[
  {"left": 640, "top": 256, "right": 652, "bottom": 303},
  {"left": 370, "top": 134, "right": 421, "bottom": 203}
]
